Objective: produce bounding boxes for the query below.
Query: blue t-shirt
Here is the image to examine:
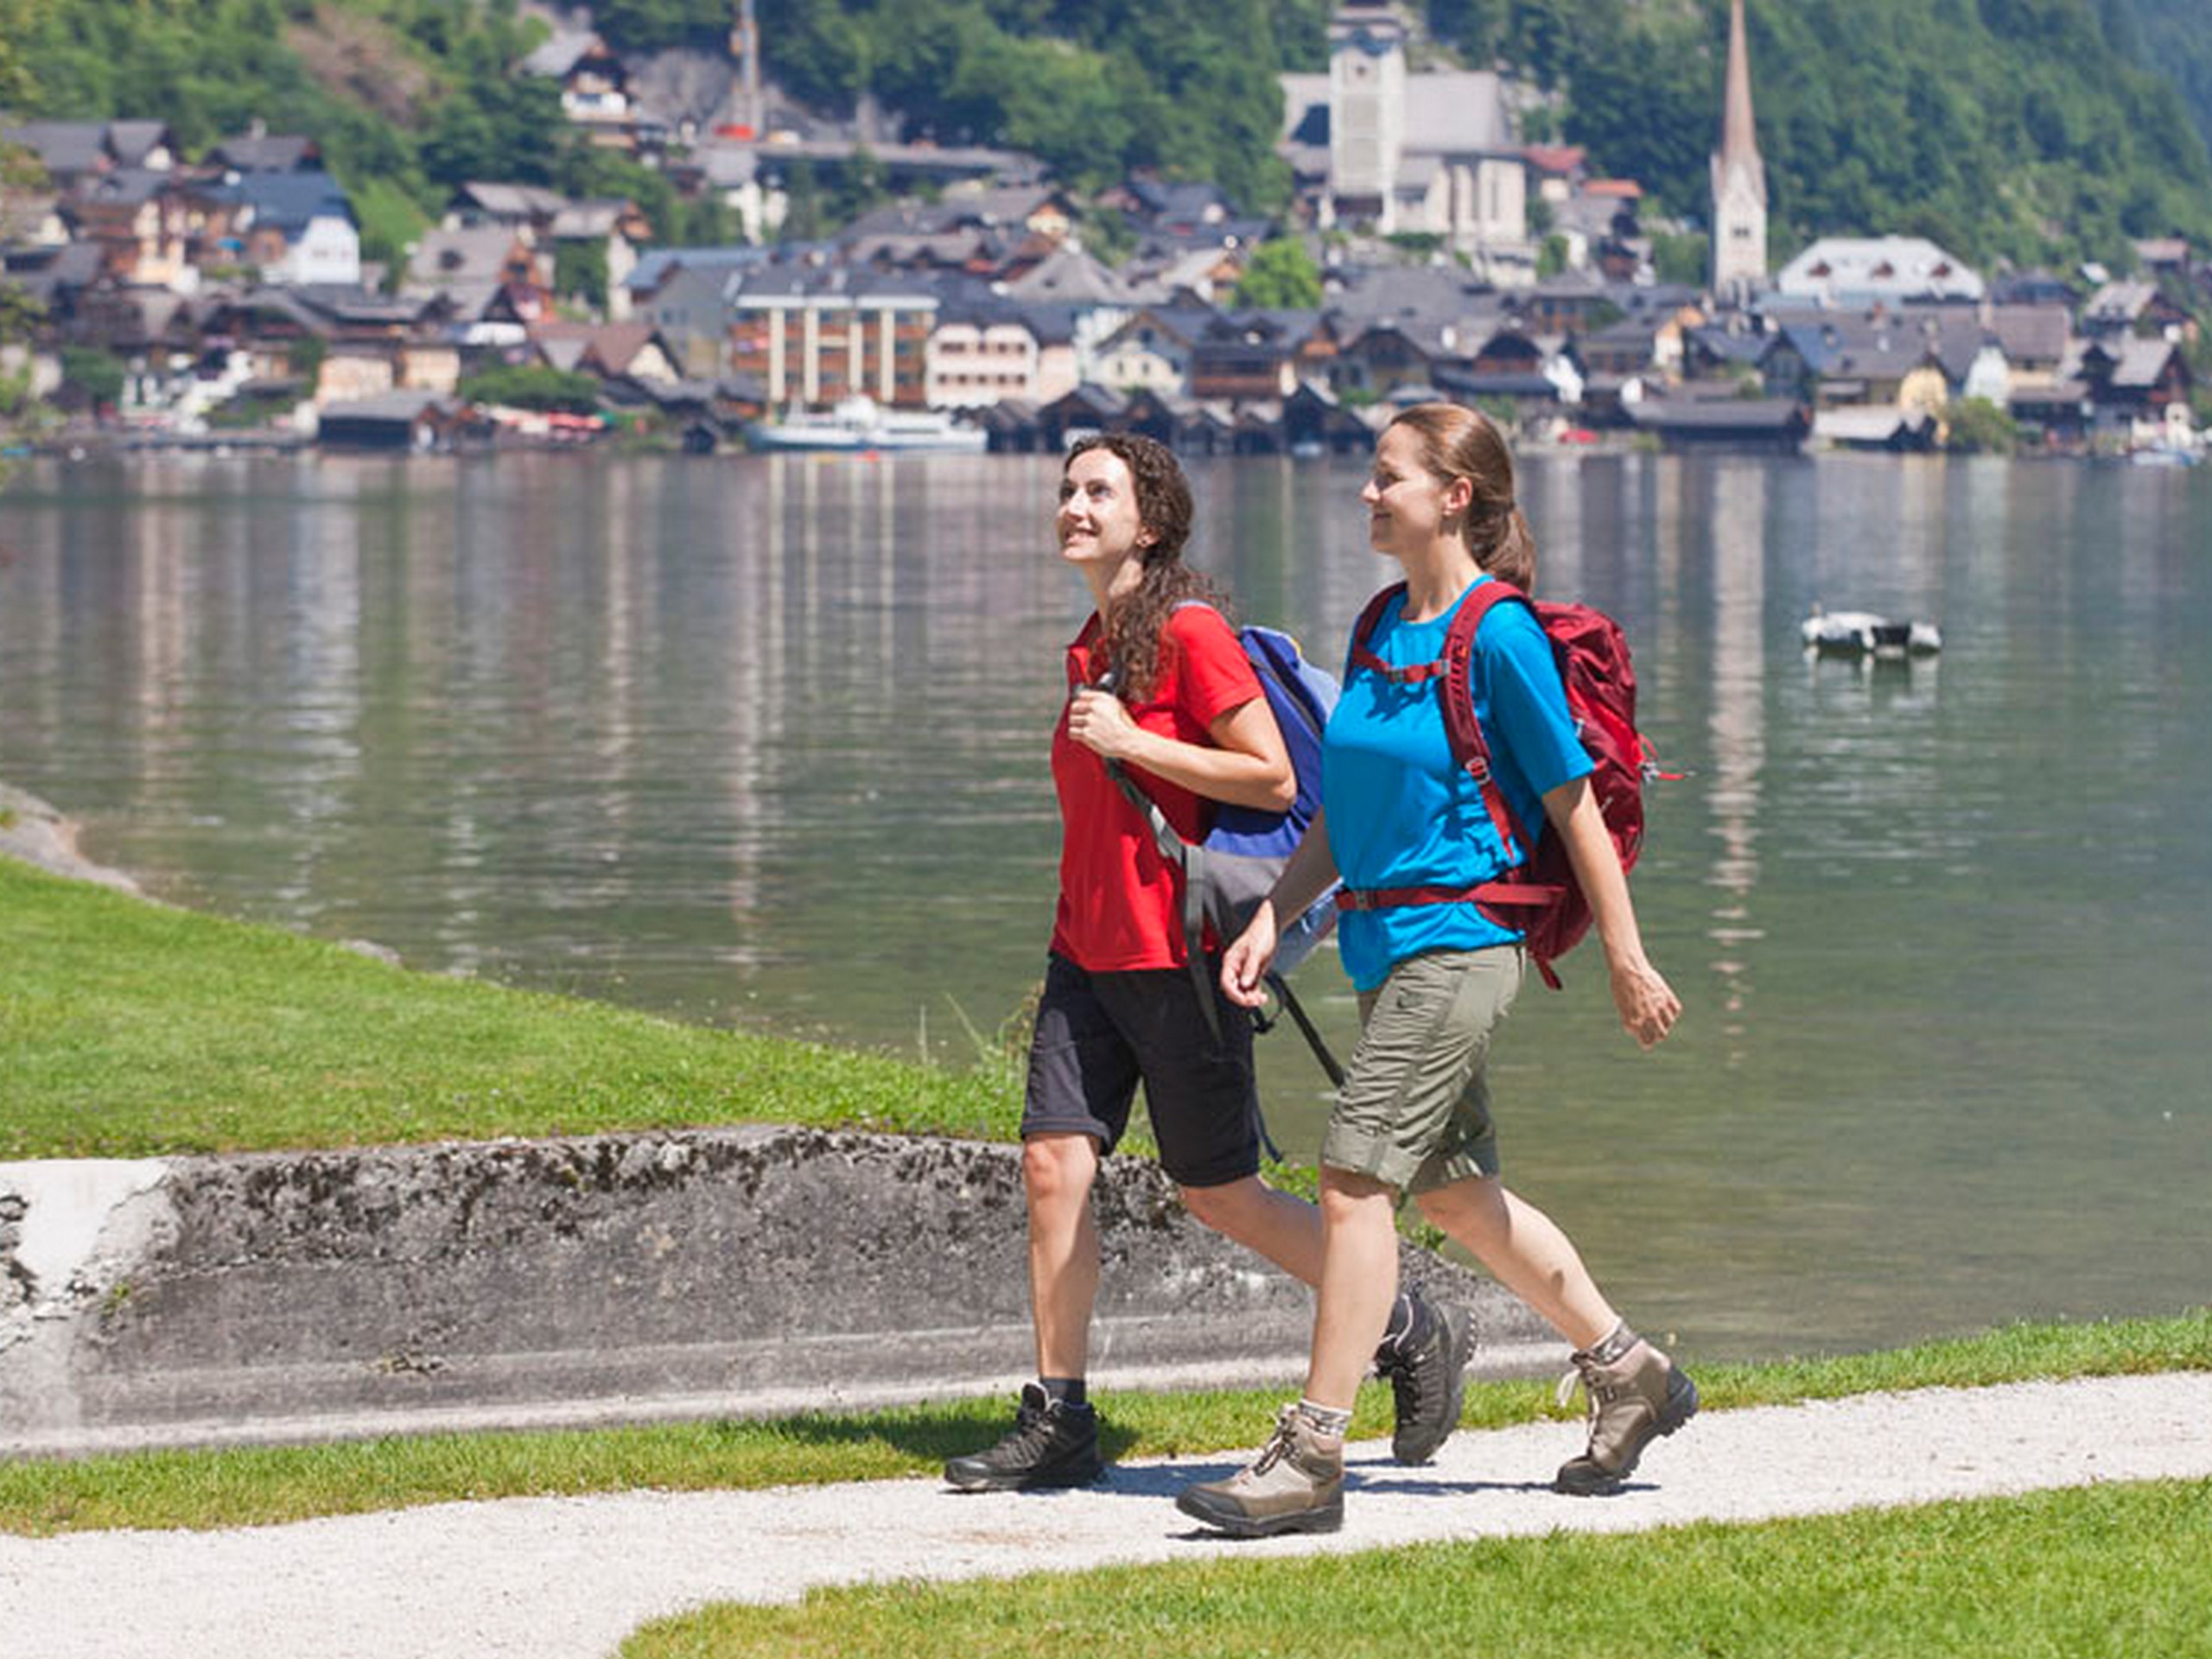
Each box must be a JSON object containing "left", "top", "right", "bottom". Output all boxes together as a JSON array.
[{"left": 1324, "top": 577, "right": 1592, "bottom": 992}]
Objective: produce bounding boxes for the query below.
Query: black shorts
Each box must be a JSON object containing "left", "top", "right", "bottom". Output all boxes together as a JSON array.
[{"left": 1020, "top": 951, "right": 1262, "bottom": 1190}]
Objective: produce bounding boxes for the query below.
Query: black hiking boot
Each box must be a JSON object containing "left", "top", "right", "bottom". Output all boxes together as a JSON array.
[
  {"left": 1378, "top": 1294, "right": 1472, "bottom": 1465},
  {"left": 944, "top": 1382, "right": 1104, "bottom": 1492}
]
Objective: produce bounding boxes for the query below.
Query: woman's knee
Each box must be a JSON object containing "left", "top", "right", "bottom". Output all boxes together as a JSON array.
[
  {"left": 1318, "top": 1165, "right": 1398, "bottom": 1226},
  {"left": 1414, "top": 1173, "right": 1506, "bottom": 1243},
  {"left": 1021, "top": 1134, "right": 1097, "bottom": 1210},
  {"left": 1176, "top": 1173, "right": 1259, "bottom": 1231}
]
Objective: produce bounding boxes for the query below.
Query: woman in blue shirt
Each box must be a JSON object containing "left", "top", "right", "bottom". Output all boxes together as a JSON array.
[{"left": 1177, "top": 404, "right": 1692, "bottom": 1538}]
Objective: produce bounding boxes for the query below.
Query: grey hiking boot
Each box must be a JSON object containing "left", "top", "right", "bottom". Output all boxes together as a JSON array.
[
  {"left": 1174, "top": 1404, "right": 1345, "bottom": 1538},
  {"left": 944, "top": 1382, "right": 1104, "bottom": 1492},
  {"left": 1553, "top": 1330, "right": 1699, "bottom": 1495},
  {"left": 1378, "top": 1294, "right": 1471, "bottom": 1465}
]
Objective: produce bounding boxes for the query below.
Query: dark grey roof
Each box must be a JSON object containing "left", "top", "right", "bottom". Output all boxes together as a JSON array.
[
  {"left": 212, "top": 134, "right": 321, "bottom": 173},
  {"left": 212, "top": 172, "right": 355, "bottom": 232},
  {"left": 1629, "top": 397, "right": 1807, "bottom": 431}
]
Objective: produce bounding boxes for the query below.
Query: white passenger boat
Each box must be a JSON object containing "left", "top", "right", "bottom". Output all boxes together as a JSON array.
[{"left": 747, "top": 397, "right": 988, "bottom": 454}]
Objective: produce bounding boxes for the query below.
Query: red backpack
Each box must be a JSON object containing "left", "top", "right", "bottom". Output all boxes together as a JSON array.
[{"left": 1341, "top": 579, "right": 1651, "bottom": 989}]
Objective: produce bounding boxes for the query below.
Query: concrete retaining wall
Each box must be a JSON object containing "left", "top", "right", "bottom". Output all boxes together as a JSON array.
[{"left": 1, "top": 1127, "right": 1558, "bottom": 1458}]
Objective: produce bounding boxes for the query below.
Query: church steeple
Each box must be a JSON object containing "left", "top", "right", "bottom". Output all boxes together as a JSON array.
[{"left": 1709, "top": 0, "right": 1768, "bottom": 298}]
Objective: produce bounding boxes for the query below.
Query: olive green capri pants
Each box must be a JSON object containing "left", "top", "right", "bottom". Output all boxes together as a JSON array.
[{"left": 1319, "top": 945, "right": 1525, "bottom": 1194}]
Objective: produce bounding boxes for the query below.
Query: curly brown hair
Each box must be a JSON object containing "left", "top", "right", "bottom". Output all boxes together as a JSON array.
[
  {"left": 1385, "top": 403, "right": 1538, "bottom": 592},
  {"left": 1065, "top": 432, "right": 1230, "bottom": 701}
]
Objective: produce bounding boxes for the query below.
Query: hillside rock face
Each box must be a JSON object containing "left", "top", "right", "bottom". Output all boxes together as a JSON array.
[{"left": 0, "top": 1126, "right": 1557, "bottom": 1457}]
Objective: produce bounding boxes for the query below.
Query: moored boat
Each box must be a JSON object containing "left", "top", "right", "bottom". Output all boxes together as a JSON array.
[
  {"left": 747, "top": 397, "right": 988, "bottom": 454},
  {"left": 1802, "top": 607, "right": 1942, "bottom": 657}
]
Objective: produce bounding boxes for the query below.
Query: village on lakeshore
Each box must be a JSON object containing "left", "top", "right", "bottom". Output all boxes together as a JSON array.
[{"left": 1, "top": 1, "right": 2205, "bottom": 463}]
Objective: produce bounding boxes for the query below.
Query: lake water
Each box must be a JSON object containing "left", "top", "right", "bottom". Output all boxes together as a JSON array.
[{"left": 2, "top": 448, "right": 2206, "bottom": 1362}]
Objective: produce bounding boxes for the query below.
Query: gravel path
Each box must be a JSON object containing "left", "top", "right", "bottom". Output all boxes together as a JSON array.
[{"left": 5, "top": 1372, "right": 2209, "bottom": 1659}]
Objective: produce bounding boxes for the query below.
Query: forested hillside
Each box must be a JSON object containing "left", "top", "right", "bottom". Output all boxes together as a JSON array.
[
  {"left": 4, "top": 0, "right": 2210, "bottom": 272},
  {"left": 1459, "top": 0, "right": 2212, "bottom": 267}
]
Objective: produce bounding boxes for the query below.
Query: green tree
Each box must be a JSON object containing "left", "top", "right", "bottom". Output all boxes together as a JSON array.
[
  {"left": 60, "top": 345, "right": 125, "bottom": 413},
  {"left": 555, "top": 241, "right": 611, "bottom": 315},
  {"left": 1233, "top": 236, "right": 1323, "bottom": 309},
  {"left": 1943, "top": 397, "right": 2021, "bottom": 454},
  {"left": 1650, "top": 230, "right": 1708, "bottom": 288},
  {"left": 457, "top": 364, "right": 603, "bottom": 413},
  {"left": 0, "top": 0, "right": 53, "bottom": 104}
]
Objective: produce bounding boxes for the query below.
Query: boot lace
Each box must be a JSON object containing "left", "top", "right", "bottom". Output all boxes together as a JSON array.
[
  {"left": 1555, "top": 1353, "right": 1620, "bottom": 1425},
  {"left": 1248, "top": 1406, "right": 1302, "bottom": 1477},
  {"left": 985, "top": 1401, "right": 1068, "bottom": 1465}
]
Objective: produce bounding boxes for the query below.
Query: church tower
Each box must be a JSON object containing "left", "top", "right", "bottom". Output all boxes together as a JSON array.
[
  {"left": 1709, "top": 0, "right": 1768, "bottom": 298},
  {"left": 1328, "top": 3, "right": 1408, "bottom": 231}
]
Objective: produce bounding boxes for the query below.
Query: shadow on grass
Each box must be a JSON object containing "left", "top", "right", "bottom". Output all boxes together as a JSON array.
[{"left": 717, "top": 1407, "right": 1148, "bottom": 1470}]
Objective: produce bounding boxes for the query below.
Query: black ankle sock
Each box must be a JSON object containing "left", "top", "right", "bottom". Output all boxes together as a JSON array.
[{"left": 1039, "top": 1376, "right": 1088, "bottom": 1408}]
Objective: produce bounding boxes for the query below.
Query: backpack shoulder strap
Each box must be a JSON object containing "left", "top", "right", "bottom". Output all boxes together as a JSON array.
[
  {"left": 1440, "top": 579, "right": 1538, "bottom": 864},
  {"left": 1348, "top": 582, "right": 1447, "bottom": 685}
]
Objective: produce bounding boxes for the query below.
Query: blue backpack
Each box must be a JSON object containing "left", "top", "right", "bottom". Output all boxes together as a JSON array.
[{"left": 1103, "top": 613, "right": 1346, "bottom": 1087}]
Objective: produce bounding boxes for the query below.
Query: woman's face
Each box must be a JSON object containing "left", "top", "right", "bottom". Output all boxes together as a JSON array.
[
  {"left": 1057, "top": 447, "right": 1154, "bottom": 574},
  {"left": 1360, "top": 423, "right": 1462, "bottom": 561}
]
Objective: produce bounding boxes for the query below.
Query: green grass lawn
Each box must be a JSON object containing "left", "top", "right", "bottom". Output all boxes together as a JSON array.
[
  {"left": 618, "top": 1479, "right": 2212, "bottom": 1659},
  {"left": 0, "top": 856, "right": 1023, "bottom": 1157}
]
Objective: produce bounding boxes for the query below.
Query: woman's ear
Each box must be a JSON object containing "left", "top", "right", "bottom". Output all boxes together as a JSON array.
[{"left": 1444, "top": 475, "right": 1476, "bottom": 517}]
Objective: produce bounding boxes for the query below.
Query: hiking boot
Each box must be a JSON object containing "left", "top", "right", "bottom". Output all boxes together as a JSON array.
[
  {"left": 943, "top": 1383, "right": 1103, "bottom": 1492},
  {"left": 1553, "top": 1334, "right": 1699, "bottom": 1495},
  {"left": 1174, "top": 1405, "right": 1344, "bottom": 1538},
  {"left": 1378, "top": 1294, "right": 1471, "bottom": 1465}
]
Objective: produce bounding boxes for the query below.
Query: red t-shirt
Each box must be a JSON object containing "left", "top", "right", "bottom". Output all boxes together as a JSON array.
[{"left": 1050, "top": 605, "right": 1262, "bottom": 970}]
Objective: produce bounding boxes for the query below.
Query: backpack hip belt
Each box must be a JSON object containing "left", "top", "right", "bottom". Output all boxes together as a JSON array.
[{"left": 1336, "top": 879, "right": 1567, "bottom": 912}]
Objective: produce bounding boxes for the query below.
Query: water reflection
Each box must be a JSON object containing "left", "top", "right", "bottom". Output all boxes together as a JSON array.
[
  {"left": 3, "top": 450, "right": 2208, "bottom": 1359},
  {"left": 1704, "top": 461, "right": 1766, "bottom": 1053}
]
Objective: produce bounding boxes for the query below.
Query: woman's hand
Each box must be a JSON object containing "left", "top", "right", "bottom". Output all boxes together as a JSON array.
[
  {"left": 1065, "top": 687, "right": 1143, "bottom": 762},
  {"left": 1220, "top": 902, "right": 1280, "bottom": 1009},
  {"left": 1607, "top": 955, "right": 1681, "bottom": 1049}
]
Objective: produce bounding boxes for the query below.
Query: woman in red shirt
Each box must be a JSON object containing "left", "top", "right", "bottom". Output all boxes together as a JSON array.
[{"left": 944, "top": 433, "right": 1467, "bottom": 1493}]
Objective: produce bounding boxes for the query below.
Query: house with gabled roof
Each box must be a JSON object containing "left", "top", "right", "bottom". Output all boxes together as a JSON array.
[
  {"left": 208, "top": 130, "right": 323, "bottom": 175},
  {"left": 2080, "top": 335, "right": 2193, "bottom": 428},
  {"left": 519, "top": 31, "right": 636, "bottom": 149},
  {"left": 2082, "top": 278, "right": 2195, "bottom": 341},
  {"left": 401, "top": 226, "right": 551, "bottom": 328},
  {"left": 1776, "top": 236, "right": 1984, "bottom": 307},
  {"left": 1329, "top": 320, "right": 1442, "bottom": 402},
  {"left": 1986, "top": 304, "right": 2072, "bottom": 377},
  {"left": 1758, "top": 311, "right": 1954, "bottom": 412},
  {"left": 918, "top": 288, "right": 1087, "bottom": 410},
  {"left": 1094, "top": 303, "right": 1217, "bottom": 397},
  {"left": 1281, "top": 378, "right": 1382, "bottom": 454},
  {"left": 59, "top": 168, "right": 197, "bottom": 291},
  {"left": 211, "top": 172, "right": 360, "bottom": 287},
  {"left": 527, "top": 321, "right": 680, "bottom": 385},
  {"left": 623, "top": 245, "right": 768, "bottom": 374},
  {"left": 1034, "top": 382, "right": 1130, "bottom": 448},
  {"left": 1578, "top": 315, "right": 1664, "bottom": 379},
  {"left": 1627, "top": 393, "right": 1810, "bottom": 453},
  {"left": 2, "top": 120, "right": 177, "bottom": 190},
  {"left": 1511, "top": 270, "right": 1617, "bottom": 336},
  {"left": 1190, "top": 309, "right": 1323, "bottom": 404}
]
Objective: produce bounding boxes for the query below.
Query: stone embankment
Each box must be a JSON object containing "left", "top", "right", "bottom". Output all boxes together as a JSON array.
[
  {"left": 0, "top": 1125, "right": 1553, "bottom": 1459},
  {"left": 0, "top": 784, "right": 1557, "bottom": 1458}
]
